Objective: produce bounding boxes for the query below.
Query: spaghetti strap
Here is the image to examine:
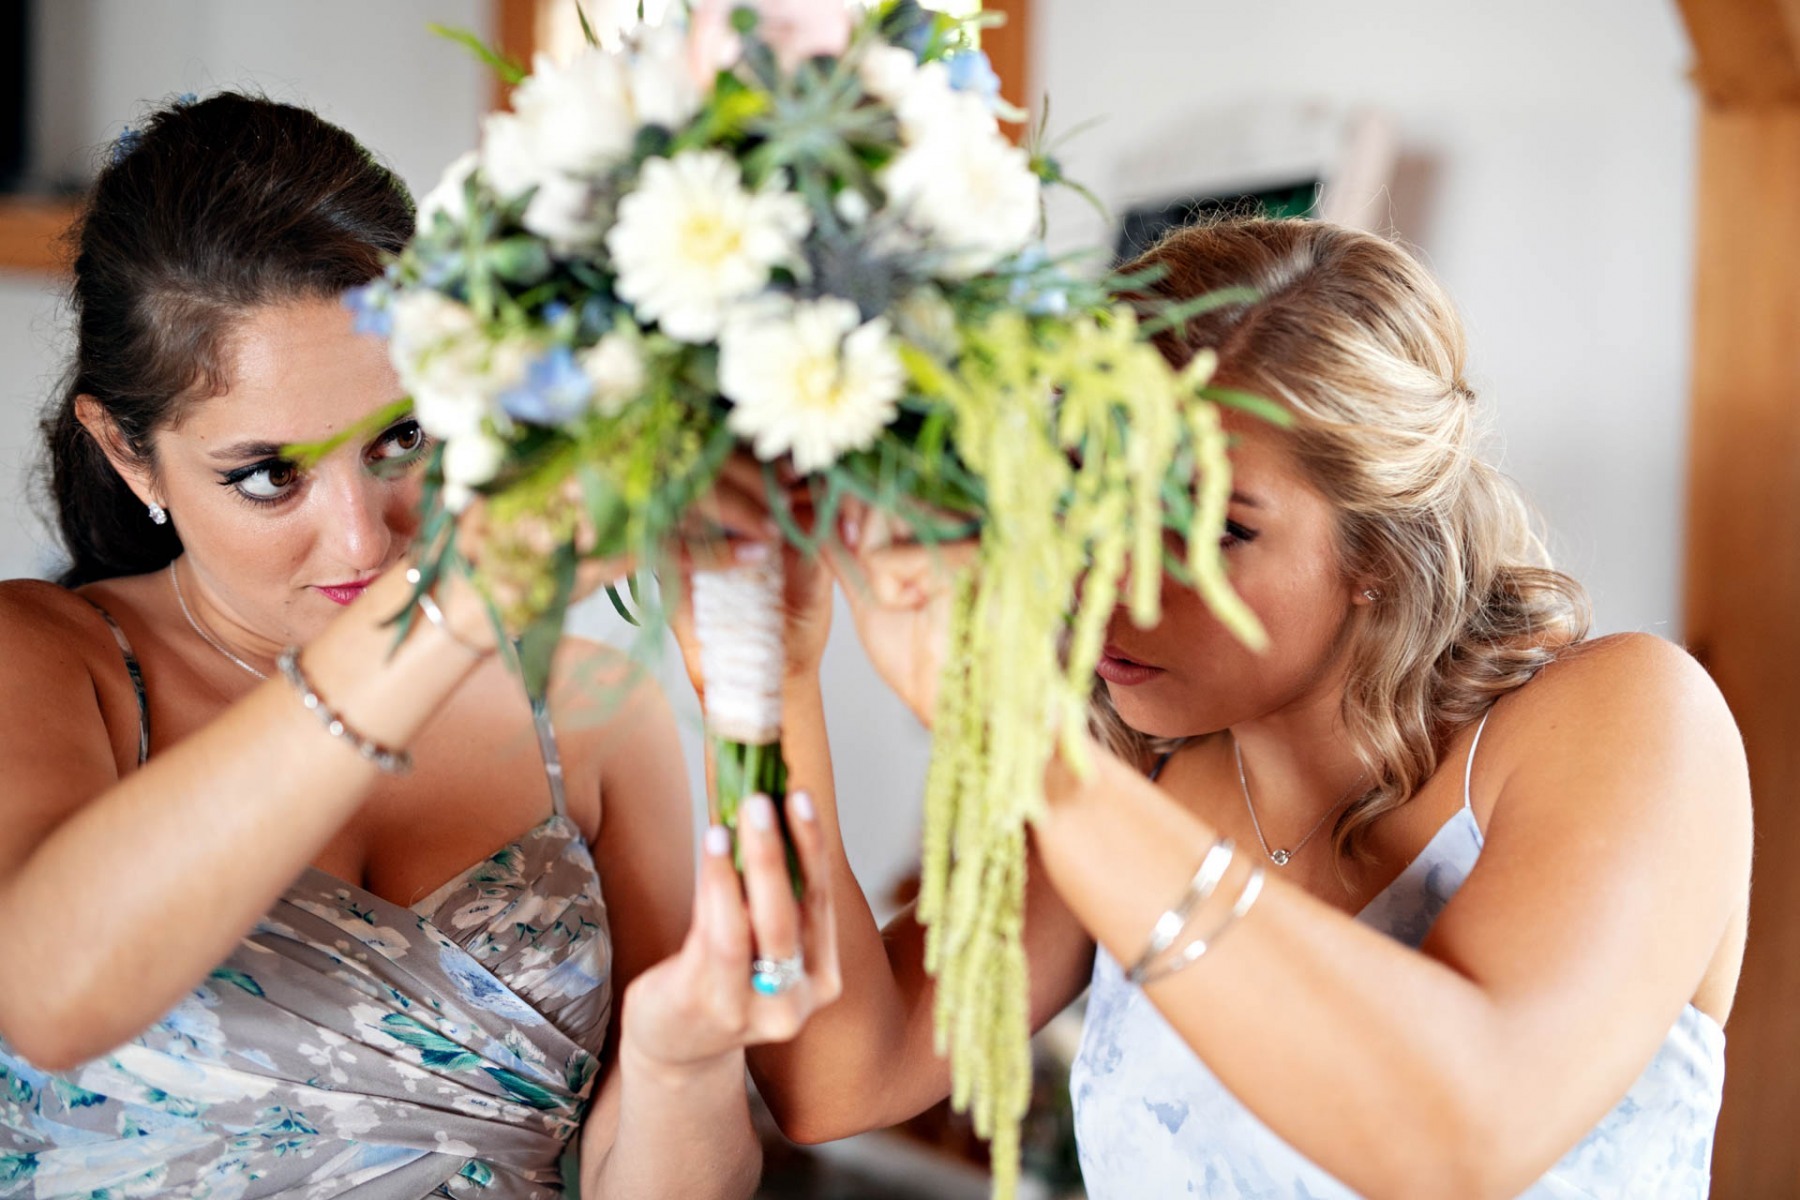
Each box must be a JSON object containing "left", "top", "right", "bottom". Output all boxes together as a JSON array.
[
  {"left": 1462, "top": 709, "right": 1492, "bottom": 811},
  {"left": 530, "top": 692, "right": 567, "bottom": 818},
  {"left": 84, "top": 599, "right": 149, "bottom": 768}
]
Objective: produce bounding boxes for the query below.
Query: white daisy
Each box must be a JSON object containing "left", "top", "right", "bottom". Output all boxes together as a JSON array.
[
  {"left": 606, "top": 150, "right": 810, "bottom": 343},
  {"left": 721, "top": 297, "right": 906, "bottom": 473}
]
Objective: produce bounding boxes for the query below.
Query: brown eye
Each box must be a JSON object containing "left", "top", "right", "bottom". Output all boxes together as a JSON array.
[
  {"left": 371, "top": 420, "right": 429, "bottom": 466},
  {"left": 232, "top": 459, "right": 301, "bottom": 502}
]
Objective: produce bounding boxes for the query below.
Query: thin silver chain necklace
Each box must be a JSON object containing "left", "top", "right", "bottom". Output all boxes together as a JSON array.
[
  {"left": 169, "top": 561, "right": 268, "bottom": 681},
  {"left": 1232, "top": 735, "right": 1356, "bottom": 867}
]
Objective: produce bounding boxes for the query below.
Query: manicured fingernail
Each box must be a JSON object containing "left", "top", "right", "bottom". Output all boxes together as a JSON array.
[
  {"left": 843, "top": 512, "right": 861, "bottom": 548},
  {"left": 745, "top": 793, "right": 775, "bottom": 832},
  {"left": 705, "top": 825, "right": 731, "bottom": 857},
  {"left": 735, "top": 540, "right": 771, "bottom": 564},
  {"left": 791, "top": 790, "right": 815, "bottom": 822}
]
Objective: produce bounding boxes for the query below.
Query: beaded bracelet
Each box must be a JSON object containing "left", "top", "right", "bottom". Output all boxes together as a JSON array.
[
  {"left": 277, "top": 648, "right": 413, "bottom": 775},
  {"left": 1125, "top": 837, "right": 1236, "bottom": 985},
  {"left": 1137, "top": 864, "right": 1266, "bottom": 988}
]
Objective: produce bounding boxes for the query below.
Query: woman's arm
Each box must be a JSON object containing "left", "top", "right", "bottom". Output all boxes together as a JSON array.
[
  {"left": 577, "top": 665, "right": 842, "bottom": 1197},
  {"left": 0, "top": 566, "right": 491, "bottom": 1068},
  {"left": 1031, "top": 634, "right": 1749, "bottom": 1199},
  {"left": 743, "top": 648, "right": 1097, "bottom": 1144}
]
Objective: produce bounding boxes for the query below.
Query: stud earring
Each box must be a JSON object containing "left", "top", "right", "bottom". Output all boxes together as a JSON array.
[
  {"left": 1362, "top": 588, "right": 1381, "bottom": 602},
  {"left": 147, "top": 502, "right": 168, "bottom": 526}
]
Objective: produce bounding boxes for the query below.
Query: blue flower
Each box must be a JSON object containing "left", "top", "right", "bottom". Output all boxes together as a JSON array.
[
  {"left": 542, "top": 301, "right": 572, "bottom": 324},
  {"left": 343, "top": 284, "right": 393, "bottom": 338},
  {"left": 1006, "top": 244, "right": 1070, "bottom": 316},
  {"left": 500, "top": 346, "right": 593, "bottom": 426},
  {"left": 110, "top": 126, "right": 143, "bottom": 166},
  {"left": 945, "top": 51, "right": 1002, "bottom": 104}
]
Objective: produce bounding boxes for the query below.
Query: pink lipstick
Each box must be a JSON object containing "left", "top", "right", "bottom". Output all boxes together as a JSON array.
[{"left": 315, "top": 580, "right": 373, "bottom": 606}]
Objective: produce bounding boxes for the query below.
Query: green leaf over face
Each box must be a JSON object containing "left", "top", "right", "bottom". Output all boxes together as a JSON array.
[{"left": 280, "top": 397, "right": 416, "bottom": 470}]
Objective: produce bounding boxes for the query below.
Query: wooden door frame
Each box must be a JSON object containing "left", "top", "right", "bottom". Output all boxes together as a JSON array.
[{"left": 1674, "top": 2, "right": 1800, "bottom": 1196}]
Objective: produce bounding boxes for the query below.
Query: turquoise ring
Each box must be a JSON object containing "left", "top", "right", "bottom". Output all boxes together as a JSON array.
[{"left": 751, "top": 954, "right": 803, "bottom": 997}]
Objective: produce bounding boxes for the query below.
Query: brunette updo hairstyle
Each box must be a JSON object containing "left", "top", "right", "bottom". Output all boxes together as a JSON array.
[
  {"left": 41, "top": 92, "right": 414, "bottom": 587},
  {"left": 1096, "top": 217, "right": 1591, "bottom": 861}
]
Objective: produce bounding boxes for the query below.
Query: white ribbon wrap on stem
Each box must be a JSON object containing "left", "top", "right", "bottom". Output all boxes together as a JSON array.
[{"left": 691, "top": 555, "right": 786, "bottom": 745}]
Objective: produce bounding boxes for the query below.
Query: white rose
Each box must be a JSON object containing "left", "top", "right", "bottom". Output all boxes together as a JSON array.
[
  {"left": 478, "top": 49, "right": 638, "bottom": 249},
  {"left": 390, "top": 293, "right": 532, "bottom": 439},
  {"left": 629, "top": 24, "right": 702, "bottom": 131},
  {"left": 580, "top": 331, "right": 648, "bottom": 416},
  {"left": 512, "top": 50, "right": 636, "bottom": 179},
  {"left": 411, "top": 385, "right": 490, "bottom": 441},
  {"left": 859, "top": 43, "right": 920, "bottom": 107},
  {"left": 879, "top": 92, "right": 1040, "bottom": 277},
  {"left": 441, "top": 432, "right": 509, "bottom": 513},
  {"left": 419, "top": 151, "right": 478, "bottom": 229}
]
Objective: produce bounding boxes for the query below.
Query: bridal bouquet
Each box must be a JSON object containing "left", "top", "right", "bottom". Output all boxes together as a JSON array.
[{"left": 354, "top": 1, "right": 1268, "bottom": 1190}]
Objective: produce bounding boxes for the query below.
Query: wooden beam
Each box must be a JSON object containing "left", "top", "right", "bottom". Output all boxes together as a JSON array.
[
  {"left": 1677, "top": 0, "right": 1800, "bottom": 105},
  {"left": 983, "top": 0, "right": 1032, "bottom": 143},
  {"left": 0, "top": 196, "right": 79, "bottom": 275},
  {"left": 493, "top": 0, "right": 539, "bottom": 112},
  {"left": 1683, "top": 102, "right": 1800, "bottom": 1200}
]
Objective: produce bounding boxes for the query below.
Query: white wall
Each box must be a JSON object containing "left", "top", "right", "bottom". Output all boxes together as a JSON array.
[
  {"left": 1036, "top": 0, "right": 1697, "bottom": 639},
  {"left": 0, "top": 1, "right": 1699, "bottom": 911}
]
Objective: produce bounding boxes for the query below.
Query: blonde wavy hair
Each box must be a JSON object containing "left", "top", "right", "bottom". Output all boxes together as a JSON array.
[{"left": 1096, "top": 217, "right": 1591, "bottom": 861}]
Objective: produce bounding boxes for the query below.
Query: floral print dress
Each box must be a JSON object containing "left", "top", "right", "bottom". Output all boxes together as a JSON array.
[
  {"left": 1070, "top": 713, "right": 1727, "bottom": 1199},
  {"left": 0, "top": 606, "right": 613, "bottom": 1199}
]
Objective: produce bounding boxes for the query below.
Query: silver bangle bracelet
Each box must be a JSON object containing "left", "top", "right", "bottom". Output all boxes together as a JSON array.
[
  {"left": 277, "top": 648, "right": 413, "bottom": 775},
  {"left": 1137, "top": 865, "right": 1266, "bottom": 988},
  {"left": 1125, "top": 837, "right": 1235, "bottom": 985},
  {"left": 404, "top": 567, "right": 489, "bottom": 658}
]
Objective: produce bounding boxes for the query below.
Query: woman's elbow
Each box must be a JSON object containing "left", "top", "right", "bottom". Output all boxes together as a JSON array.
[
  {"left": 0, "top": 972, "right": 134, "bottom": 1073},
  {"left": 0, "top": 1008, "right": 93, "bottom": 1074},
  {"left": 757, "top": 1081, "right": 892, "bottom": 1146}
]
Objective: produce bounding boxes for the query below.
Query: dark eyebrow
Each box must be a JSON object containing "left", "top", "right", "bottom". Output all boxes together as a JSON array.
[
  {"left": 208, "top": 441, "right": 290, "bottom": 462},
  {"left": 1229, "top": 490, "right": 1263, "bottom": 509}
]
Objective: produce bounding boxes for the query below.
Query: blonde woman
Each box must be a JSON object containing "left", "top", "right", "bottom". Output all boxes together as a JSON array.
[{"left": 746, "top": 219, "right": 1750, "bottom": 1198}]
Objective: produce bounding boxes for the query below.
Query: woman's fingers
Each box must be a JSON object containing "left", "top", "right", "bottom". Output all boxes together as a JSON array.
[
  {"left": 696, "top": 825, "right": 753, "bottom": 976},
  {"left": 737, "top": 794, "right": 803, "bottom": 965},
  {"left": 787, "top": 790, "right": 844, "bottom": 1005}
]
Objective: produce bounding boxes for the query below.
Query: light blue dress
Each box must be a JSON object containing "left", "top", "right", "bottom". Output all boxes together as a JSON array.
[{"left": 1070, "top": 714, "right": 1726, "bottom": 1198}]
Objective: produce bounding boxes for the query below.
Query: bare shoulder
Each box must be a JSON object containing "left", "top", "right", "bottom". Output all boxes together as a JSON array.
[
  {"left": 1486, "top": 631, "right": 1748, "bottom": 834},
  {"left": 543, "top": 635, "right": 691, "bottom": 838},
  {"left": 0, "top": 579, "right": 136, "bottom": 860},
  {"left": 1514, "top": 632, "right": 1738, "bottom": 742},
  {"left": 547, "top": 634, "right": 681, "bottom": 736},
  {"left": 0, "top": 578, "right": 117, "bottom": 674}
]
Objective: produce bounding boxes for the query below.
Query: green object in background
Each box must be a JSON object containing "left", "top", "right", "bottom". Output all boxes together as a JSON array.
[{"left": 1115, "top": 178, "right": 1323, "bottom": 265}]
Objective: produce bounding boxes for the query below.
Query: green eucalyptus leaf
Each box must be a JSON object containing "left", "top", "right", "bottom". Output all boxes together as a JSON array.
[{"left": 429, "top": 23, "right": 526, "bottom": 85}]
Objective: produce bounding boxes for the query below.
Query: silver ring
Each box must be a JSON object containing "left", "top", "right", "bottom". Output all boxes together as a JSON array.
[{"left": 750, "top": 953, "right": 804, "bottom": 997}]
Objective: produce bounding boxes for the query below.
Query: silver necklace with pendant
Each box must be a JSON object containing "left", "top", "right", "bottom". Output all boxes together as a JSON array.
[{"left": 1232, "top": 735, "right": 1356, "bottom": 867}]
